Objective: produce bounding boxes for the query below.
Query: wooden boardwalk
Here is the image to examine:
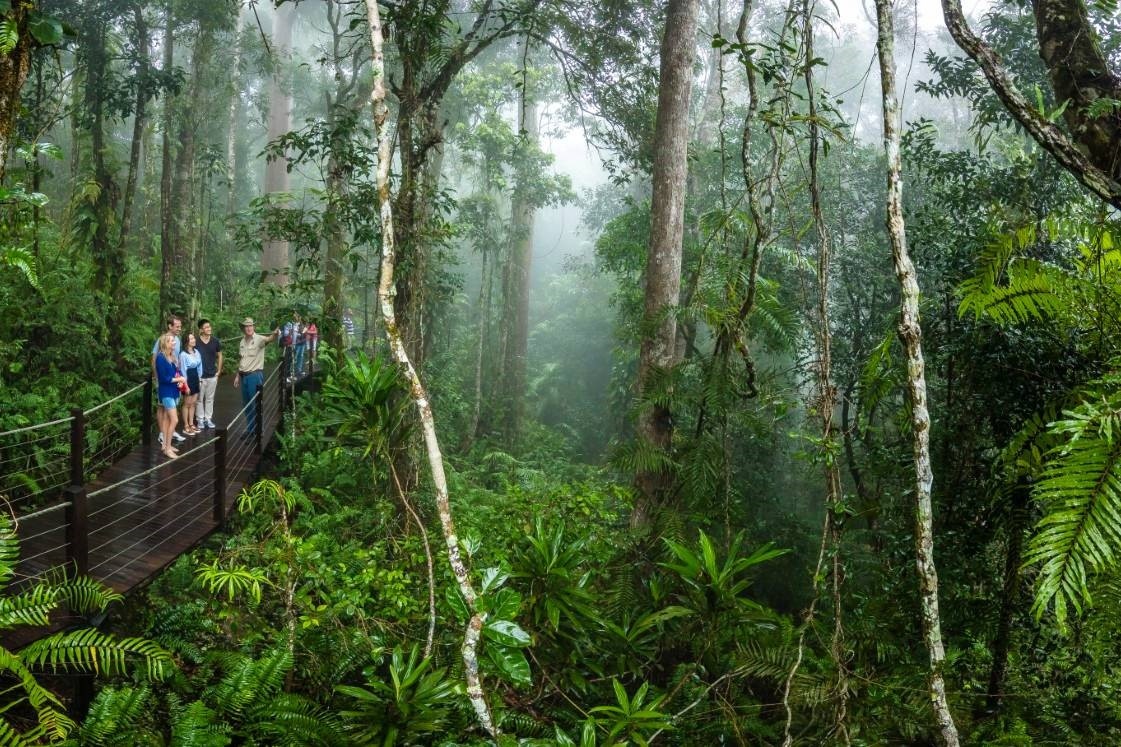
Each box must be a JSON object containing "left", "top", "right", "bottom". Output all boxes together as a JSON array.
[{"left": 13, "top": 364, "right": 286, "bottom": 595}]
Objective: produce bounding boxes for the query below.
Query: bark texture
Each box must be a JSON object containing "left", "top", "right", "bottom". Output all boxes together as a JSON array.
[
  {"left": 158, "top": 10, "right": 175, "bottom": 321},
  {"left": 365, "top": 0, "right": 496, "bottom": 736},
  {"left": 502, "top": 43, "right": 539, "bottom": 443},
  {"left": 941, "top": 0, "right": 1121, "bottom": 209},
  {"left": 1030, "top": 0, "right": 1121, "bottom": 186},
  {"left": 875, "top": 1, "right": 960, "bottom": 744},
  {"left": 120, "top": 2, "right": 149, "bottom": 252},
  {"left": 633, "top": 0, "right": 700, "bottom": 525},
  {"left": 0, "top": 5, "right": 31, "bottom": 182},
  {"left": 262, "top": 3, "right": 294, "bottom": 286}
]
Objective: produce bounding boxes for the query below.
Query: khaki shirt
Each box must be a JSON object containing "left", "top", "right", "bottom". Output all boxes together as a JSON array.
[{"left": 238, "top": 334, "right": 270, "bottom": 373}]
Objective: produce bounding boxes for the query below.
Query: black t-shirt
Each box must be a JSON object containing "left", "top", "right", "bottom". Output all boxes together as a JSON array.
[{"left": 197, "top": 336, "right": 222, "bottom": 377}]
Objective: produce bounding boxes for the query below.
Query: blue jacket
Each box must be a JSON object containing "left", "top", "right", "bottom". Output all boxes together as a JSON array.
[{"left": 155, "top": 354, "right": 180, "bottom": 400}]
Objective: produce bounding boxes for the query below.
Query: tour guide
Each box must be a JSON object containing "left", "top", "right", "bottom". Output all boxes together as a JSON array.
[{"left": 232, "top": 317, "right": 280, "bottom": 436}]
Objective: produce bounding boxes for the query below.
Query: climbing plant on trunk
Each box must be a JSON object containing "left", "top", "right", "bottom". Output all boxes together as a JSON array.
[{"left": 874, "top": 0, "right": 960, "bottom": 743}]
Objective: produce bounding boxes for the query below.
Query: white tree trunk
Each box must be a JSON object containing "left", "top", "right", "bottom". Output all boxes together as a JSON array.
[
  {"left": 873, "top": 1, "right": 960, "bottom": 744},
  {"left": 365, "top": 0, "right": 497, "bottom": 737}
]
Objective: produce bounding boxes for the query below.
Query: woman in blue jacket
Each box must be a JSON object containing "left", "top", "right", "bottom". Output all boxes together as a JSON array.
[{"left": 156, "top": 333, "right": 186, "bottom": 459}]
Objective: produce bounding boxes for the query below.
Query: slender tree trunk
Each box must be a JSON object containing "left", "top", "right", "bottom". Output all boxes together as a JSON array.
[
  {"left": 0, "top": 5, "right": 31, "bottom": 182},
  {"left": 983, "top": 483, "right": 1029, "bottom": 713},
  {"left": 633, "top": 0, "right": 700, "bottom": 526},
  {"left": 874, "top": 1, "right": 960, "bottom": 743},
  {"left": 226, "top": 7, "right": 244, "bottom": 218},
  {"left": 465, "top": 246, "right": 490, "bottom": 449},
  {"left": 262, "top": 2, "right": 294, "bottom": 285},
  {"left": 365, "top": 0, "right": 497, "bottom": 736},
  {"left": 120, "top": 3, "right": 149, "bottom": 252},
  {"left": 502, "top": 40, "right": 539, "bottom": 443},
  {"left": 159, "top": 9, "right": 176, "bottom": 321}
]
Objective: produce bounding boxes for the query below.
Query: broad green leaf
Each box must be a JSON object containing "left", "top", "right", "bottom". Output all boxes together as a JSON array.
[
  {"left": 483, "top": 619, "right": 530, "bottom": 647},
  {"left": 484, "top": 644, "right": 531, "bottom": 686},
  {"left": 27, "top": 12, "right": 62, "bottom": 45}
]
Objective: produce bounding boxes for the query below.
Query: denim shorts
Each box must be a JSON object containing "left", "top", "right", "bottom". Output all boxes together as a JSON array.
[{"left": 160, "top": 396, "right": 179, "bottom": 409}]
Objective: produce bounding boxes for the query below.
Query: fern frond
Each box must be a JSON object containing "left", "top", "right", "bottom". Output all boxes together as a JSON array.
[
  {"left": 0, "top": 513, "right": 18, "bottom": 588},
  {"left": 78, "top": 685, "right": 153, "bottom": 746},
  {"left": 958, "top": 262, "right": 1068, "bottom": 325},
  {"left": 0, "top": 647, "right": 73, "bottom": 740},
  {"left": 0, "top": 584, "right": 58, "bottom": 630},
  {"left": 1024, "top": 407, "right": 1121, "bottom": 625},
  {"left": 247, "top": 693, "right": 343, "bottom": 746},
  {"left": 20, "top": 628, "right": 173, "bottom": 681},
  {"left": 169, "top": 700, "right": 228, "bottom": 746}
]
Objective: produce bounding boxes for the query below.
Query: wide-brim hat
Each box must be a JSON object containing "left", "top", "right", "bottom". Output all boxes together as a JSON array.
[{"left": 240, "top": 317, "right": 256, "bottom": 327}]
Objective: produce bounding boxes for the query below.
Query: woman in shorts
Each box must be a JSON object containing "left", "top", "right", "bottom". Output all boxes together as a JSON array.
[{"left": 155, "top": 333, "right": 186, "bottom": 458}]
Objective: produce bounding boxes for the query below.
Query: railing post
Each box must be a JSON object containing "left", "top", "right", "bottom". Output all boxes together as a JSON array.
[
  {"left": 255, "top": 384, "right": 264, "bottom": 455},
  {"left": 141, "top": 378, "right": 153, "bottom": 447},
  {"left": 213, "top": 427, "right": 227, "bottom": 528},
  {"left": 69, "top": 408, "right": 85, "bottom": 487},
  {"left": 64, "top": 484, "right": 88, "bottom": 577}
]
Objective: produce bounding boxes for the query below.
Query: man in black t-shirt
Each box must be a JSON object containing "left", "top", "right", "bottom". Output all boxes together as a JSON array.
[{"left": 196, "top": 319, "right": 224, "bottom": 429}]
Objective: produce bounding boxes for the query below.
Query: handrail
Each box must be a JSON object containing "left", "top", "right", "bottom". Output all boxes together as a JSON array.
[
  {"left": 84, "top": 381, "right": 146, "bottom": 416},
  {"left": 0, "top": 415, "right": 73, "bottom": 439}
]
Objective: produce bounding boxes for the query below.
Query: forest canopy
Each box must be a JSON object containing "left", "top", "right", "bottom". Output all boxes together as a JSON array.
[{"left": 1, "top": 0, "right": 1120, "bottom": 744}]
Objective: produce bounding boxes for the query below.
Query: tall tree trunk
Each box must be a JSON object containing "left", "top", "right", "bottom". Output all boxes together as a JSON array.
[
  {"left": 83, "top": 15, "right": 124, "bottom": 355},
  {"left": 502, "top": 41, "right": 539, "bottom": 443},
  {"left": 633, "top": 0, "right": 700, "bottom": 526},
  {"left": 874, "top": 1, "right": 960, "bottom": 743},
  {"left": 159, "top": 8, "right": 176, "bottom": 321},
  {"left": 322, "top": 144, "right": 349, "bottom": 353},
  {"left": 120, "top": 2, "right": 149, "bottom": 252},
  {"left": 226, "top": 7, "right": 244, "bottom": 218},
  {"left": 262, "top": 2, "right": 294, "bottom": 286},
  {"left": 167, "top": 28, "right": 209, "bottom": 322},
  {"left": 365, "top": 0, "right": 497, "bottom": 735},
  {"left": 0, "top": 5, "right": 32, "bottom": 182},
  {"left": 1029, "top": 0, "right": 1121, "bottom": 186}
]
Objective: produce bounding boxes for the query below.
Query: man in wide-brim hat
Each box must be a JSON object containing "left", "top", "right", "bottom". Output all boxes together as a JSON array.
[{"left": 233, "top": 317, "right": 279, "bottom": 436}]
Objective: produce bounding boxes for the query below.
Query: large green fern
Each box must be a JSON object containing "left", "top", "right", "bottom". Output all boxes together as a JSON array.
[{"left": 1022, "top": 382, "right": 1121, "bottom": 625}]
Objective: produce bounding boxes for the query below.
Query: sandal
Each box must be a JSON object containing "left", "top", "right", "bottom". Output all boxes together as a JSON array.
[{"left": 163, "top": 449, "right": 179, "bottom": 459}]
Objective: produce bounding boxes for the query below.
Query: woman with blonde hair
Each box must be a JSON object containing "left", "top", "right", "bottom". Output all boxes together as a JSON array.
[{"left": 155, "top": 333, "right": 186, "bottom": 458}]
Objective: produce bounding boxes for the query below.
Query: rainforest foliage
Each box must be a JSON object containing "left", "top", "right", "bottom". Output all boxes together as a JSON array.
[{"left": 1, "top": 0, "right": 1121, "bottom": 744}]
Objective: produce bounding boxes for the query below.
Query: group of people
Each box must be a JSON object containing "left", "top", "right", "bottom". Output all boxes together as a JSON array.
[
  {"left": 151, "top": 312, "right": 319, "bottom": 460},
  {"left": 151, "top": 316, "right": 225, "bottom": 459},
  {"left": 281, "top": 312, "right": 318, "bottom": 383}
]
